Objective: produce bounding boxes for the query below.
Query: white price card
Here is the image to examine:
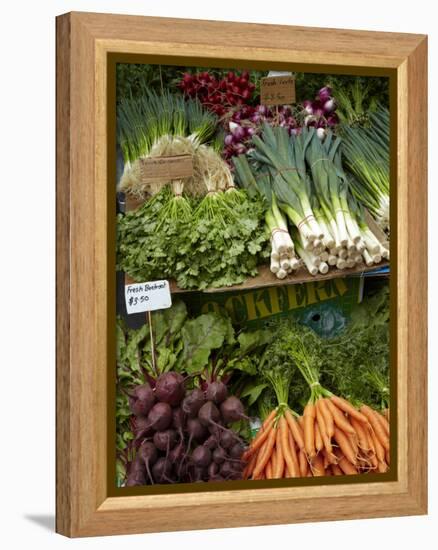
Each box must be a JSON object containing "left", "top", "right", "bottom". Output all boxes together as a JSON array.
[{"left": 125, "top": 280, "right": 172, "bottom": 314}]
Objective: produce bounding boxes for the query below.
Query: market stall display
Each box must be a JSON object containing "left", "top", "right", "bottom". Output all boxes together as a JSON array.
[{"left": 115, "top": 64, "right": 391, "bottom": 488}]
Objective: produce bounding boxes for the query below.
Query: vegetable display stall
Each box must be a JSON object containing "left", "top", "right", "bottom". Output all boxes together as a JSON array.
[{"left": 115, "top": 64, "right": 392, "bottom": 488}]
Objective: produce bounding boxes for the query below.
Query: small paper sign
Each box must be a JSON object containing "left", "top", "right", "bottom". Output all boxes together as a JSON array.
[
  {"left": 260, "top": 75, "right": 296, "bottom": 106},
  {"left": 140, "top": 155, "right": 193, "bottom": 183},
  {"left": 125, "top": 280, "right": 172, "bottom": 314}
]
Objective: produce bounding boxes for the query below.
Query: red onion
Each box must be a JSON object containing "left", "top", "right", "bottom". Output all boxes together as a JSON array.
[
  {"left": 323, "top": 98, "right": 336, "bottom": 113},
  {"left": 318, "top": 86, "right": 332, "bottom": 102},
  {"left": 302, "top": 100, "right": 313, "bottom": 115}
]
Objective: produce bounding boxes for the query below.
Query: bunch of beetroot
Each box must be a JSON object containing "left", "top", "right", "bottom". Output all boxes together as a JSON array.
[
  {"left": 178, "top": 70, "right": 256, "bottom": 117},
  {"left": 125, "top": 372, "right": 248, "bottom": 486}
]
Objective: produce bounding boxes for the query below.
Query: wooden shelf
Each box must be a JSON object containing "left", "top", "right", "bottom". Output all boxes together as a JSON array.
[{"left": 124, "top": 260, "right": 389, "bottom": 295}]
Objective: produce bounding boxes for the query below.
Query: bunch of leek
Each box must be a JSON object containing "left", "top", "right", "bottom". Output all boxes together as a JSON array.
[{"left": 341, "top": 108, "right": 390, "bottom": 231}]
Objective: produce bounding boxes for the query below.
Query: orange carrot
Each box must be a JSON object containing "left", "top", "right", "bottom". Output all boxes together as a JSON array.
[
  {"left": 316, "top": 402, "right": 334, "bottom": 458},
  {"left": 367, "top": 425, "right": 385, "bottom": 463},
  {"left": 274, "top": 424, "right": 285, "bottom": 478},
  {"left": 311, "top": 453, "right": 325, "bottom": 477},
  {"left": 385, "top": 448, "right": 390, "bottom": 465},
  {"left": 265, "top": 458, "right": 273, "bottom": 479},
  {"left": 347, "top": 431, "right": 359, "bottom": 458},
  {"left": 330, "top": 395, "right": 368, "bottom": 423},
  {"left": 288, "top": 432, "right": 300, "bottom": 477},
  {"left": 284, "top": 409, "right": 305, "bottom": 450},
  {"left": 375, "top": 410, "right": 390, "bottom": 438},
  {"left": 325, "top": 466, "right": 333, "bottom": 476},
  {"left": 318, "top": 398, "right": 334, "bottom": 438},
  {"left": 278, "top": 416, "right": 296, "bottom": 478},
  {"left": 271, "top": 441, "right": 278, "bottom": 474},
  {"left": 377, "top": 461, "right": 388, "bottom": 473},
  {"left": 244, "top": 412, "right": 277, "bottom": 459},
  {"left": 276, "top": 417, "right": 290, "bottom": 478},
  {"left": 331, "top": 463, "right": 343, "bottom": 476},
  {"left": 338, "top": 455, "right": 358, "bottom": 475},
  {"left": 360, "top": 405, "right": 389, "bottom": 451},
  {"left": 350, "top": 417, "right": 370, "bottom": 452},
  {"left": 326, "top": 399, "right": 356, "bottom": 436},
  {"left": 299, "top": 449, "right": 308, "bottom": 477},
  {"left": 314, "top": 420, "right": 324, "bottom": 453},
  {"left": 303, "top": 403, "right": 316, "bottom": 459},
  {"left": 243, "top": 450, "right": 258, "bottom": 480},
  {"left": 252, "top": 425, "right": 277, "bottom": 479},
  {"left": 333, "top": 427, "right": 357, "bottom": 465}
]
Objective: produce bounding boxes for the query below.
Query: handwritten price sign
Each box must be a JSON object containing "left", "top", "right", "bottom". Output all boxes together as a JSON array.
[
  {"left": 125, "top": 280, "right": 172, "bottom": 314},
  {"left": 260, "top": 76, "right": 296, "bottom": 106}
]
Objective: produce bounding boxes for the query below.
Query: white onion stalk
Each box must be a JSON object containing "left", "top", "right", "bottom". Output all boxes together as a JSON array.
[
  {"left": 345, "top": 258, "right": 356, "bottom": 269},
  {"left": 354, "top": 254, "right": 363, "bottom": 264},
  {"left": 345, "top": 217, "right": 361, "bottom": 244},
  {"left": 318, "top": 262, "right": 329, "bottom": 274},
  {"left": 298, "top": 229, "right": 314, "bottom": 251},
  {"left": 335, "top": 210, "right": 349, "bottom": 246},
  {"left": 373, "top": 253, "right": 382, "bottom": 264},
  {"left": 276, "top": 268, "right": 287, "bottom": 279},
  {"left": 347, "top": 240, "right": 356, "bottom": 253},
  {"left": 362, "top": 249, "right": 374, "bottom": 267},
  {"left": 328, "top": 254, "right": 338, "bottom": 266},
  {"left": 266, "top": 199, "right": 295, "bottom": 255},
  {"left": 312, "top": 255, "right": 322, "bottom": 268},
  {"left": 290, "top": 257, "right": 301, "bottom": 270},
  {"left": 270, "top": 257, "right": 280, "bottom": 274},
  {"left": 280, "top": 257, "right": 292, "bottom": 271},
  {"left": 270, "top": 249, "right": 280, "bottom": 262},
  {"left": 329, "top": 247, "right": 340, "bottom": 256},
  {"left": 360, "top": 229, "right": 381, "bottom": 255},
  {"left": 315, "top": 212, "right": 336, "bottom": 249},
  {"left": 336, "top": 258, "right": 347, "bottom": 270},
  {"left": 295, "top": 243, "right": 318, "bottom": 275},
  {"left": 319, "top": 251, "right": 329, "bottom": 262},
  {"left": 356, "top": 240, "right": 366, "bottom": 253},
  {"left": 338, "top": 248, "right": 348, "bottom": 260},
  {"left": 380, "top": 245, "right": 390, "bottom": 260}
]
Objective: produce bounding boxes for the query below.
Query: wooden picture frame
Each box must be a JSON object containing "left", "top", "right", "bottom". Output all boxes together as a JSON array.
[{"left": 56, "top": 11, "right": 428, "bottom": 537}]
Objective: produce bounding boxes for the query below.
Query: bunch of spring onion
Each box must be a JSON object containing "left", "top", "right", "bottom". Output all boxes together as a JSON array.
[
  {"left": 233, "top": 124, "right": 388, "bottom": 278},
  {"left": 340, "top": 108, "right": 390, "bottom": 231},
  {"left": 233, "top": 155, "right": 300, "bottom": 279},
  {"left": 117, "top": 91, "right": 219, "bottom": 201},
  {"left": 305, "top": 128, "right": 390, "bottom": 269}
]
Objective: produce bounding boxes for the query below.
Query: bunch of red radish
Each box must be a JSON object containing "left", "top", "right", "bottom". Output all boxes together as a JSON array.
[
  {"left": 125, "top": 372, "right": 248, "bottom": 486},
  {"left": 243, "top": 395, "right": 390, "bottom": 480},
  {"left": 178, "top": 70, "right": 256, "bottom": 117}
]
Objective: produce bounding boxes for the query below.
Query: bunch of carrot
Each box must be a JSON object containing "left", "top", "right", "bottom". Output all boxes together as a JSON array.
[
  {"left": 242, "top": 407, "right": 309, "bottom": 480},
  {"left": 243, "top": 395, "right": 390, "bottom": 480}
]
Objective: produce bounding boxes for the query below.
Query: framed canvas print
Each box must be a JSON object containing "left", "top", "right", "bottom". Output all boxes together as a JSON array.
[{"left": 56, "top": 12, "right": 428, "bottom": 537}]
